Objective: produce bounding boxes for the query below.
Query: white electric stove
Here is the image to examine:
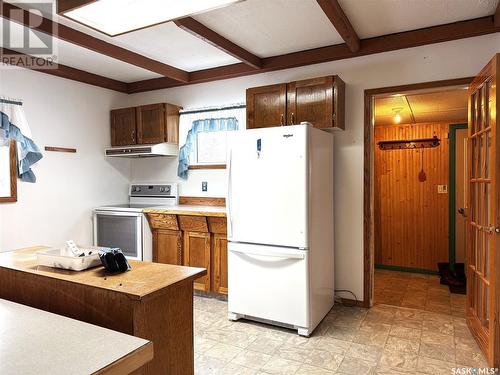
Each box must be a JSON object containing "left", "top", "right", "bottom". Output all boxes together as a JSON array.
[{"left": 93, "top": 183, "right": 178, "bottom": 261}]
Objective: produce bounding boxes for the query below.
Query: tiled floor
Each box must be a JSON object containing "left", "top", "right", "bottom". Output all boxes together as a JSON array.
[
  {"left": 374, "top": 269, "right": 466, "bottom": 317},
  {"left": 193, "top": 272, "right": 488, "bottom": 374}
]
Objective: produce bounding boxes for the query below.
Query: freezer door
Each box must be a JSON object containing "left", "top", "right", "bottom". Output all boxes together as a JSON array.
[
  {"left": 227, "top": 125, "right": 308, "bottom": 248},
  {"left": 228, "top": 242, "right": 309, "bottom": 328}
]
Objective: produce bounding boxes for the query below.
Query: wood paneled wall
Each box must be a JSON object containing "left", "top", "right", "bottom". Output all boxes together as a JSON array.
[{"left": 374, "top": 122, "right": 450, "bottom": 271}]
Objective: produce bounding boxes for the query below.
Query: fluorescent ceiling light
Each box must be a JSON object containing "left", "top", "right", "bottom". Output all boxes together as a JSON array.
[{"left": 64, "top": 0, "right": 240, "bottom": 36}]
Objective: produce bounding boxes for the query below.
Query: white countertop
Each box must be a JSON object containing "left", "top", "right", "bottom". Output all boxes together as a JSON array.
[{"left": 0, "top": 299, "right": 151, "bottom": 375}]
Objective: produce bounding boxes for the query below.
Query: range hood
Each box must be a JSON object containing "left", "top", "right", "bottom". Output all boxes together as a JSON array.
[{"left": 105, "top": 142, "right": 178, "bottom": 158}]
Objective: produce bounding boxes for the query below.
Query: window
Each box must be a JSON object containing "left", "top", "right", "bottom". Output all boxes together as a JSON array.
[
  {"left": 196, "top": 131, "right": 229, "bottom": 164},
  {"left": 178, "top": 105, "right": 245, "bottom": 179}
]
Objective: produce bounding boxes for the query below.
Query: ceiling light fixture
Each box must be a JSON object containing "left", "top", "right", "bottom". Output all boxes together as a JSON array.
[
  {"left": 392, "top": 107, "right": 403, "bottom": 124},
  {"left": 61, "top": 0, "right": 241, "bottom": 37}
]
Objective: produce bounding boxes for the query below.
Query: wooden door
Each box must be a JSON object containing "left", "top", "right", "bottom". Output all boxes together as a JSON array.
[
  {"left": 136, "top": 104, "right": 165, "bottom": 144},
  {"left": 246, "top": 83, "right": 287, "bottom": 129},
  {"left": 110, "top": 107, "right": 136, "bottom": 146},
  {"left": 183, "top": 231, "right": 211, "bottom": 292},
  {"left": 287, "top": 76, "right": 345, "bottom": 130},
  {"left": 153, "top": 230, "right": 182, "bottom": 265},
  {"left": 466, "top": 54, "right": 499, "bottom": 366},
  {"left": 212, "top": 234, "right": 228, "bottom": 295}
]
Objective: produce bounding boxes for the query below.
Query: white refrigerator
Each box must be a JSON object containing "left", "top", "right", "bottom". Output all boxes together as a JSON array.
[{"left": 226, "top": 124, "right": 334, "bottom": 336}]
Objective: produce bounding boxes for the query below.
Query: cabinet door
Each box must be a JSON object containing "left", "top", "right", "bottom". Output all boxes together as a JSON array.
[
  {"left": 183, "top": 231, "right": 211, "bottom": 292},
  {"left": 287, "top": 76, "right": 345, "bottom": 130},
  {"left": 165, "top": 104, "right": 180, "bottom": 144},
  {"left": 212, "top": 234, "right": 228, "bottom": 295},
  {"left": 246, "top": 83, "right": 287, "bottom": 129},
  {"left": 110, "top": 107, "right": 136, "bottom": 146},
  {"left": 136, "top": 103, "right": 165, "bottom": 144},
  {"left": 153, "top": 229, "right": 182, "bottom": 265}
]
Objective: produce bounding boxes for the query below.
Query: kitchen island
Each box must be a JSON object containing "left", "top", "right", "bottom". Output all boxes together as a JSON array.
[{"left": 0, "top": 247, "right": 206, "bottom": 375}]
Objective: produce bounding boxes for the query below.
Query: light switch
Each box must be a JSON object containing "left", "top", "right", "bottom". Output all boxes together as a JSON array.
[
  {"left": 438, "top": 185, "right": 448, "bottom": 194},
  {"left": 202, "top": 181, "right": 208, "bottom": 192}
]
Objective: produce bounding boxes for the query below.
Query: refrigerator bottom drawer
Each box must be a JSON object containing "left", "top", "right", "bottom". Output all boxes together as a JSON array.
[{"left": 227, "top": 242, "right": 309, "bottom": 328}]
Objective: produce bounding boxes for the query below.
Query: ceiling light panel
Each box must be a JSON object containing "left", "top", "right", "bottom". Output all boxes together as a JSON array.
[{"left": 64, "top": 0, "right": 239, "bottom": 36}]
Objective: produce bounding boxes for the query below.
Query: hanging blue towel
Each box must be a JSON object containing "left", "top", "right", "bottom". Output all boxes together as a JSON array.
[
  {"left": 178, "top": 117, "right": 238, "bottom": 179},
  {"left": 0, "top": 106, "right": 43, "bottom": 183}
]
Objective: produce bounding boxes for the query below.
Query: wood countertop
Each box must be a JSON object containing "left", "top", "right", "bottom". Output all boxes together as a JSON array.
[
  {"left": 144, "top": 204, "right": 226, "bottom": 217},
  {"left": 0, "top": 246, "right": 206, "bottom": 300},
  {"left": 0, "top": 298, "right": 153, "bottom": 375}
]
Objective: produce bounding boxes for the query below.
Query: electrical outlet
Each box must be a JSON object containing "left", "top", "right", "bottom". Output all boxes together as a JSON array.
[
  {"left": 437, "top": 184, "right": 448, "bottom": 194},
  {"left": 202, "top": 181, "right": 208, "bottom": 192}
]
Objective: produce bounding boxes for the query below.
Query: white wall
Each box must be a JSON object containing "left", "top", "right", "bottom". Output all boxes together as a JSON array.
[
  {"left": 0, "top": 68, "right": 130, "bottom": 252},
  {"left": 125, "top": 34, "right": 500, "bottom": 301}
]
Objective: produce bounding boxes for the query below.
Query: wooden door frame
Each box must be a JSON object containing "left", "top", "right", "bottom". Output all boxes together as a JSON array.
[
  {"left": 363, "top": 77, "right": 474, "bottom": 308},
  {"left": 448, "top": 123, "right": 468, "bottom": 271}
]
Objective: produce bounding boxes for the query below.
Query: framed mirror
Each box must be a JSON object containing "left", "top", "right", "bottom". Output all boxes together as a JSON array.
[{"left": 0, "top": 141, "right": 17, "bottom": 203}]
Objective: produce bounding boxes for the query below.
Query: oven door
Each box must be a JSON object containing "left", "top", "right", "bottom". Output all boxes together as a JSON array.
[{"left": 93, "top": 210, "right": 143, "bottom": 260}]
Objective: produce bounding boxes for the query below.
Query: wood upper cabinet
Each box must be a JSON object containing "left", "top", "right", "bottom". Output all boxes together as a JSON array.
[
  {"left": 110, "top": 107, "right": 137, "bottom": 146},
  {"left": 110, "top": 103, "right": 180, "bottom": 146},
  {"left": 287, "top": 76, "right": 345, "bottom": 130},
  {"left": 136, "top": 104, "right": 166, "bottom": 144},
  {"left": 246, "top": 75, "right": 345, "bottom": 130},
  {"left": 246, "top": 83, "right": 287, "bottom": 129}
]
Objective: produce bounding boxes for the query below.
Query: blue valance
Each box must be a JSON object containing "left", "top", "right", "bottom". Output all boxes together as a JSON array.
[
  {"left": 0, "top": 111, "right": 43, "bottom": 183},
  {"left": 178, "top": 117, "right": 238, "bottom": 179}
]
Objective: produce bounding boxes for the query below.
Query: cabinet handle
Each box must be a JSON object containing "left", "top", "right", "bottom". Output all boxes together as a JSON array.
[
  {"left": 280, "top": 114, "right": 284, "bottom": 126},
  {"left": 131, "top": 130, "right": 135, "bottom": 142},
  {"left": 291, "top": 112, "right": 295, "bottom": 124}
]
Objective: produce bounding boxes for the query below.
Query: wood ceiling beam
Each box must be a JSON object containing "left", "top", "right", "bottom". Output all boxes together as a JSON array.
[
  {"left": 1, "top": 2, "right": 190, "bottom": 82},
  {"left": 56, "top": 0, "right": 97, "bottom": 14},
  {"left": 1, "top": 48, "right": 128, "bottom": 92},
  {"left": 316, "top": 0, "right": 360, "bottom": 52},
  {"left": 127, "top": 16, "right": 500, "bottom": 93},
  {"left": 174, "top": 17, "right": 262, "bottom": 69},
  {"left": 495, "top": 1, "right": 500, "bottom": 27}
]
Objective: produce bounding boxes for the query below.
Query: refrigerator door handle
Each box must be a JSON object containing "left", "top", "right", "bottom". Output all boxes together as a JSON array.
[
  {"left": 229, "top": 247, "right": 305, "bottom": 260},
  {"left": 226, "top": 148, "right": 233, "bottom": 238}
]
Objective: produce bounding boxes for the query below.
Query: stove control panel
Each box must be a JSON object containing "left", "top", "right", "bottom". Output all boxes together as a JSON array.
[{"left": 130, "top": 183, "right": 178, "bottom": 198}]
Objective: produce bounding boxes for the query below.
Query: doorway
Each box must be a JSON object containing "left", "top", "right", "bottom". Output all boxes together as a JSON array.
[
  {"left": 370, "top": 84, "right": 469, "bottom": 314},
  {"left": 364, "top": 54, "right": 500, "bottom": 367}
]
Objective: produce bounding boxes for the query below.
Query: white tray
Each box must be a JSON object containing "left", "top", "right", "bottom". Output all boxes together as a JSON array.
[{"left": 36, "top": 246, "right": 107, "bottom": 271}]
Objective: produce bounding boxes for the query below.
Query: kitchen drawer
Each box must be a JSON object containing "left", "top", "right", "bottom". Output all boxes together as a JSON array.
[
  {"left": 207, "top": 217, "right": 227, "bottom": 235},
  {"left": 146, "top": 213, "right": 179, "bottom": 230},
  {"left": 178, "top": 215, "right": 208, "bottom": 233}
]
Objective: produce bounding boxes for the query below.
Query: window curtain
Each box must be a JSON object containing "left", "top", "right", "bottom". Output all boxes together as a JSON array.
[
  {"left": 0, "top": 99, "right": 43, "bottom": 183},
  {"left": 177, "top": 106, "right": 245, "bottom": 179}
]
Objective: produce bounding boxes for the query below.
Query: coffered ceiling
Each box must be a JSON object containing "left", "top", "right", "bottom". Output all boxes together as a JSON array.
[{"left": 1, "top": 0, "right": 499, "bottom": 93}]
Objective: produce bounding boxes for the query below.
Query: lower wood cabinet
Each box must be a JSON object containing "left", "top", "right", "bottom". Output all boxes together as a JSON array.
[
  {"left": 153, "top": 229, "right": 182, "bottom": 265},
  {"left": 212, "top": 234, "right": 228, "bottom": 294},
  {"left": 183, "top": 231, "right": 211, "bottom": 292},
  {"left": 146, "top": 213, "right": 228, "bottom": 295}
]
